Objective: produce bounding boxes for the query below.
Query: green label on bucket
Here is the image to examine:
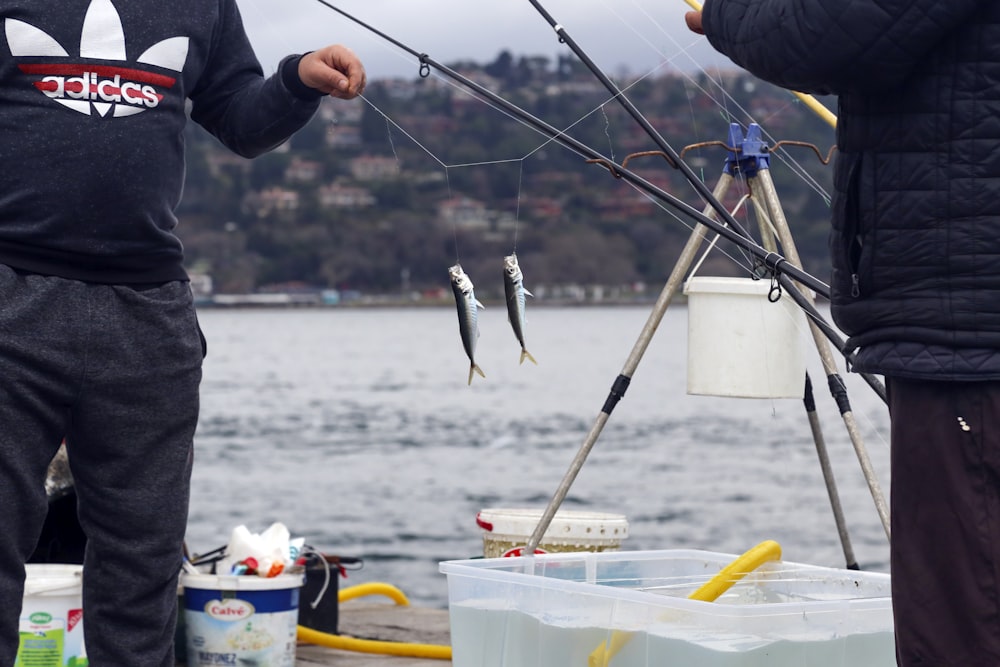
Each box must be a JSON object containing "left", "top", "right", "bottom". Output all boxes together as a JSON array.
[
  {"left": 16, "top": 628, "right": 63, "bottom": 667},
  {"left": 17, "top": 610, "right": 87, "bottom": 667}
]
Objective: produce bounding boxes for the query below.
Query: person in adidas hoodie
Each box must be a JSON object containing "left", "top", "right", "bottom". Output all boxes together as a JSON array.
[{"left": 0, "top": 0, "right": 364, "bottom": 665}]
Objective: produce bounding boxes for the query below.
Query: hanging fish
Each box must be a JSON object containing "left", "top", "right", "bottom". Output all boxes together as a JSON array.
[
  {"left": 449, "top": 264, "right": 486, "bottom": 385},
  {"left": 503, "top": 253, "right": 537, "bottom": 365}
]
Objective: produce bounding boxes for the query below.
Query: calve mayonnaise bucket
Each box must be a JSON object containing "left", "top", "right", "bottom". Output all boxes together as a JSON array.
[{"left": 181, "top": 573, "right": 304, "bottom": 667}]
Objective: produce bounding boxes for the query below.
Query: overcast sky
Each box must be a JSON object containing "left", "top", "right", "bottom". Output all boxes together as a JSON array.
[{"left": 234, "top": 0, "right": 732, "bottom": 81}]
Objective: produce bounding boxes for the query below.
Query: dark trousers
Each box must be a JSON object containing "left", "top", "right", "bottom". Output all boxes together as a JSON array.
[
  {"left": 0, "top": 266, "right": 203, "bottom": 666},
  {"left": 888, "top": 377, "right": 1000, "bottom": 666}
]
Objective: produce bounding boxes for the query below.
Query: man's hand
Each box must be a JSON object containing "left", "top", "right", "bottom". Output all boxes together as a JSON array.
[
  {"left": 299, "top": 45, "right": 367, "bottom": 99},
  {"left": 685, "top": 11, "right": 704, "bottom": 35}
]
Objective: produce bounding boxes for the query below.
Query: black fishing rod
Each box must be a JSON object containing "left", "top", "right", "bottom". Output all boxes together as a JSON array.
[
  {"left": 526, "top": 0, "right": 748, "bottom": 241},
  {"left": 525, "top": 0, "right": 886, "bottom": 400},
  {"left": 311, "top": 1, "right": 831, "bottom": 298}
]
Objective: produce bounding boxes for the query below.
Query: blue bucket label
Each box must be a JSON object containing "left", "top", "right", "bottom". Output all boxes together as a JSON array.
[{"left": 184, "top": 584, "right": 300, "bottom": 667}]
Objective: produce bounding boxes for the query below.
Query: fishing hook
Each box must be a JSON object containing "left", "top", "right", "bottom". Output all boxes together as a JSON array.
[
  {"left": 621, "top": 150, "right": 681, "bottom": 170},
  {"left": 771, "top": 140, "right": 838, "bottom": 165},
  {"left": 679, "top": 140, "right": 738, "bottom": 160},
  {"left": 585, "top": 157, "right": 624, "bottom": 178}
]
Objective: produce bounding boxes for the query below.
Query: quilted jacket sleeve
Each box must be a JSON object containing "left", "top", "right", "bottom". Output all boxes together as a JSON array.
[{"left": 701, "top": 0, "right": 985, "bottom": 95}]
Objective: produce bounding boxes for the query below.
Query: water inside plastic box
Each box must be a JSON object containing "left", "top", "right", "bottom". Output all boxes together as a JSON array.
[{"left": 439, "top": 549, "right": 894, "bottom": 667}]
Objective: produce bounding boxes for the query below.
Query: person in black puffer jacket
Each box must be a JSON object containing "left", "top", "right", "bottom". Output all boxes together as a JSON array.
[{"left": 687, "top": 1, "right": 1000, "bottom": 664}]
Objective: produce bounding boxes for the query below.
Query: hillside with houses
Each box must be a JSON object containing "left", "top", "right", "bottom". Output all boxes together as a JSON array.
[{"left": 177, "top": 52, "right": 837, "bottom": 304}]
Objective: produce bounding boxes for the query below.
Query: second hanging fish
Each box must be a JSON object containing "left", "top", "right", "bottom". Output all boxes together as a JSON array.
[{"left": 503, "top": 253, "right": 536, "bottom": 365}]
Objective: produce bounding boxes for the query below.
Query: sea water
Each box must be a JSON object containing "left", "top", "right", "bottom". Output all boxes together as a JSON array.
[
  {"left": 447, "top": 601, "right": 896, "bottom": 667},
  {"left": 187, "top": 307, "right": 893, "bottom": 609}
]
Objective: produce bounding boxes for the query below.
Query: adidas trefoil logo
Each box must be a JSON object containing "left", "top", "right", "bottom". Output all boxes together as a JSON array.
[{"left": 5, "top": 0, "right": 189, "bottom": 117}]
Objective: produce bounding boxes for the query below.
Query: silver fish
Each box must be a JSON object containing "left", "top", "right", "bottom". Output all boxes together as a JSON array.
[
  {"left": 449, "top": 264, "right": 486, "bottom": 385},
  {"left": 503, "top": 253, "right": 536, "bottom": 365}
]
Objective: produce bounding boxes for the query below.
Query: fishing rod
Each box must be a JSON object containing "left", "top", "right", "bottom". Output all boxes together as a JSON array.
[
  {"left": 311, "top": 1, "right": 831, "bottom": 298},
  {"left": 523, "top": 0, "right": 885, "bottom": 402},
  {"left": 526, "top": 0, "right": 757, "bottom": 241}
]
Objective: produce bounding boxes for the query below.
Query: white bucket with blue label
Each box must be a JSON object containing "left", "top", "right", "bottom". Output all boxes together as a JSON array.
[
  {"left": 18, "top": 563, "right": 86, "bottom": 667},
  {"left": 181, "top": 573, "right": 303, "bottom": 667}
]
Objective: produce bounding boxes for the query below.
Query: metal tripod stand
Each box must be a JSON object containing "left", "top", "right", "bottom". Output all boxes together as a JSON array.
[{"left": 525, "top": 123, "right": 890, "bottom": 567}]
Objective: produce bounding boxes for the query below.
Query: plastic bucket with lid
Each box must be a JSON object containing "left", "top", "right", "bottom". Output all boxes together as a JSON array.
[
  {"left": 18, "top": 563, "right": 85, "bottom": 667},
  {"left": 476, "top": 508, "right": 629, "bottom": 558},
  {"left": 181, "top": 573, "right": 304, "bottom": 667},
  {"left": 684, "top": 276, "right": 806, "bottom": 399}
]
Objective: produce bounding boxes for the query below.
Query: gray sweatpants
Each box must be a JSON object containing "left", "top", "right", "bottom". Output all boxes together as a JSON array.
[{"left": 0, "top": 265, "right": 203, "bottom": 666}]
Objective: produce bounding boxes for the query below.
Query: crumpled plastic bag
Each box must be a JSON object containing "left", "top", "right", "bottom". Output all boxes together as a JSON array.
[{"left": 217, "top": 522, "right": 304, "bottom": 577}]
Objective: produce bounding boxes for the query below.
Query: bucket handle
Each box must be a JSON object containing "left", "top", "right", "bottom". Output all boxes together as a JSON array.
[{"left": 25, "top": 579, "right": 82, "bottom": 596}]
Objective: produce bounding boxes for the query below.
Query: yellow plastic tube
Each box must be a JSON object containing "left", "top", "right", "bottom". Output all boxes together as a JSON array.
[
  {"left": 296, "top": 581, "right": 452, "bottom": 660},
  {"left": 588, "top": 540, "right": 782, "bottom": 667},
  {"left": 297, "top": 625, "right": 452, "bottom": 660},
  {"left": 338, "top": 581, "right": 411, "bottom": 606},
  {"left": 682, "top": 0, "right": 838, "bottom": 129}
]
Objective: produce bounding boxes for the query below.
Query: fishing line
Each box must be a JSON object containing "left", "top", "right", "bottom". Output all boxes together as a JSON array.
[
  {"left": 600, "top": 105, "right": 616, "bottom": 163},
  {"left": 357, "top": 75, "right": 609, "bottom": 171},
  {"left": 684, "top": 71, "right": 833, "bottom": 204},
  {"left": 589, "top": 0, "right": 835, "bottom": 205},
  {"left": 513, "top": 162, "right": 525, "bottom": 252},
  {"left": 686, "top": 194, "right": 752, "bottom": 278}
]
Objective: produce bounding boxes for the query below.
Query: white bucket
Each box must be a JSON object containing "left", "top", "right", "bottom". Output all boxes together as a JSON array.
[
  {"left": 18, "top": 564, "right": 85, "bottom": 667},
  {"left": 684, "top": 276, "right": 806, "bottom": 399},
  {"left": 181, "top": 573, "right": 304, "bottom": 667},
  {"left": 476, "top": 508, "right": 629, "bottom": 558}
]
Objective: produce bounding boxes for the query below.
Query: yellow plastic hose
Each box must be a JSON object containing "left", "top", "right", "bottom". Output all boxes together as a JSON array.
[
  {"left": 682, "top": 0, "right": 838, "bottom": 129},
  {"left": 297, "top": 581, "right": 452, "bottom": 660},
  {"left": 298, "top": 625, "right": 452, "bottom": 660},
  {"left": 338, "top": 581, "right": 411, "bottom": 606},
  {"left": 588, "top": 540, "right": 782, "bottom": 667}
]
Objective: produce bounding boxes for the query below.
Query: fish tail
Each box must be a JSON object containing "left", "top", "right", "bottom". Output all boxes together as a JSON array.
[
  {"left": 520, "top": 348, "right": 537, "bottom": 365},
  {"left": 468, "top": 363, "right": 486, "bottom": 385}
]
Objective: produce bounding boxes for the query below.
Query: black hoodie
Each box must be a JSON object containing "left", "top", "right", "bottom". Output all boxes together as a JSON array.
[{"left": 0, "top": 0, "right": 322, "bottom": 283}]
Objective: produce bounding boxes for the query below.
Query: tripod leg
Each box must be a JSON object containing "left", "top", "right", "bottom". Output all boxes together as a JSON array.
[
  {"left": 750, "top": 169, "right": 891, "bottom": 544},
  {"left": 524, "top": 173, "right": 736, "bottom": 554}
]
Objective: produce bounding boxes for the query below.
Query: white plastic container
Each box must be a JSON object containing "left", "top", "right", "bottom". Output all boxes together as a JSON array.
[
  {"left": 476, "top": 508, "right": 628, "bottom": 558},
  {"left": 18, "top": 564, "right": 86, "bottom": 667},
  {"left": 181, "top": 573, "right": 304, "bottom": 667},
  {"left": 684, "top": 276, "right": 806, "bottom": 399},
  {"left": 440, "top": 549, "right": 895, "bottom": 667}
]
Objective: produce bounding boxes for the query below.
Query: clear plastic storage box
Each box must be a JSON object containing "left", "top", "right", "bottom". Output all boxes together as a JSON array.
[{"left": 439, "top": 549, "right": 894, "bottom": 667}]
